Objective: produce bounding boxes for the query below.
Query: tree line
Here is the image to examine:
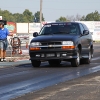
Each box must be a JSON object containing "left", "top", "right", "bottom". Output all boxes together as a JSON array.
[
  {"left": 56, "top": 10, "right": 100, "bottom": 22},
  {"left": 0, "top": 9, "right": 100, "bottom": 22},
  {"left": 0, "top": 9, "right": 45, "bottom": 23}
]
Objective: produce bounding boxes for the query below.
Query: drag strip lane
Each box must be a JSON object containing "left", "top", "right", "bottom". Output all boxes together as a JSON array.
[
  {"left": 1, "top": 63, "right": 100, "bottom": 100},
  {"left": 0, "top": 44, "right": 100, "bottom": 100}
]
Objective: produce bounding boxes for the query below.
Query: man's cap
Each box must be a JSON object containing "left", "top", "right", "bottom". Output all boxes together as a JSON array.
[
  {"left": 0, "top": 20, "right": 7, "bottom": 25},
  {"left": 0, "top": 22, "right": 4, "bottom": 25}
]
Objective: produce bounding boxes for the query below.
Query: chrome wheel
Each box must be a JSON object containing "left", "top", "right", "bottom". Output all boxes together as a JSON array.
[
  {"left": 80, "top": 50, "right": 92, "bottom": 64},
  {"left": 77, "top": 51, "right": 80, "bottom": 65},
  {"left": 89, "top": 51, "right": 92, "bottom": 61}
]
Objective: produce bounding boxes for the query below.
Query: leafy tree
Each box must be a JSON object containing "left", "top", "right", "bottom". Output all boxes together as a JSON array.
[
  {"left": 34, "top": 11, "right": 45, "bottom": 22},
  {"left": 13, "top": 13, "right": 23, "bottom": 22},
  {"left": 85, "top": 10, "right": 100, "bottom": 21},
  {"left": 0, "top": 9, "right": 3, "bottom": 16},
  {"left": 56, "top": 16, "right": 67, "bottom": 22},
  {"left": 2, "top": 10, "right": 13, "bottom": 21},
  {"left": 23, "top": 9, "right": 34, "bottom": 22},
  {"left": 0, "top": 9, "right": 46, "bottom": 23}
]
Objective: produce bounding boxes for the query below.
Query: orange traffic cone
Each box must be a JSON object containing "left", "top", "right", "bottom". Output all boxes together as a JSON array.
[{"left": 26, "top": 42, "right": 28, "bottom": 48}]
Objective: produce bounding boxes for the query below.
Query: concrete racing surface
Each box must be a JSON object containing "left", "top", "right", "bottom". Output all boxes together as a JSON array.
[{"left": 0, "top": 43, "right": 100, "bottom": 100}]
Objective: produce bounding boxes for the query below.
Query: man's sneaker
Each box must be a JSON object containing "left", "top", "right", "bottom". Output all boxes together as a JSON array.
[
  {"left": 3, "top": 58, "right": 7, "bottom": 62},
  {"left": 1, "top": 59, "right": 3, "bottom": 62}
]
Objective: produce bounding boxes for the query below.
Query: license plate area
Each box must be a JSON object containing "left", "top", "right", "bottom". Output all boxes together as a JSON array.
[{"left": 46, "top": 54, "right": 55, "bottom": 57}]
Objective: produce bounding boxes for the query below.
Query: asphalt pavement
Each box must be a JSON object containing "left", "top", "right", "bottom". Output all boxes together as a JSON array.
[
  {"left": 13, "top": 70, "right": 100, "bottom": 100},
  {"left": 0, "top": 43, "right": 100, "bottom": 100}
]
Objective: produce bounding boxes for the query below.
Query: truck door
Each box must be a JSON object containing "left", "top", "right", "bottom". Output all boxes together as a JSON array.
[{"left": 79, "top": 23, "right": 89, "bottom": 55}]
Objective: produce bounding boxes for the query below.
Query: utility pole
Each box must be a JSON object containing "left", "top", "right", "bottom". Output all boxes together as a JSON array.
[{"left": 40, "top": 0, "right": 42, "bottom": 29}]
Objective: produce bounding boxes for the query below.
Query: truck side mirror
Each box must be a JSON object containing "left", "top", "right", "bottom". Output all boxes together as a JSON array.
[
  {"left": 83, "top": 30, "right": 89, "bottom": 35},
  {"left": 33, "top": 32, "right": 38, "bottom": 37}
]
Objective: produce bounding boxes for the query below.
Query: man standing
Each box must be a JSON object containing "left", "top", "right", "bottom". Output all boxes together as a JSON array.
[{"left": 0, "top": 22, "right": 13, "bottom": 62}]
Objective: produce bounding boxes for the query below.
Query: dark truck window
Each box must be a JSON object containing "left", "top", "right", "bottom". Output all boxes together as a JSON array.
[
  {"left": 79, "top": 24, "right": 84, "bottom": 34},
  {"left": 39, "top": 23, "right": 79, "bottom": 35}
]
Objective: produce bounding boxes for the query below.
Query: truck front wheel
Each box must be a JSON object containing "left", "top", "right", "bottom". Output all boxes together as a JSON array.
[
  {"left": 71, "top": 50, "right": 80, "bottom": 67},
  {"left": 31, "top": 60, "right": 41, "bottom": 67}
]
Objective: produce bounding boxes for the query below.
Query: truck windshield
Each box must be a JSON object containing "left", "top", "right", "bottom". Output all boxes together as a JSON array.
[{"left": 39, "top": 23, "right": 79, "bottom": 35}]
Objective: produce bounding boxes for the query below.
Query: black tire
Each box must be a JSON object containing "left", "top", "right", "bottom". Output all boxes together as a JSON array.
[
  {"left": 81, "top": 50, "right": 92, "bottom": 64},
  {"left": 91, "top": 48, "right": 94, "bottom": 58},
  {"left": 71, "top": 50, "right": 80, "bottom": 67},
  {"left": 48, "top": 60, "right": 61, "bottom": 66},
  {"left": 31, "top": 60, "right": 41, "bottom": 67}
]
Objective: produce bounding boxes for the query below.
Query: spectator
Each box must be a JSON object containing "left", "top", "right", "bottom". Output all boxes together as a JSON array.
[{"left": 0, "top": 22, "right": 13, "bottom": 62}]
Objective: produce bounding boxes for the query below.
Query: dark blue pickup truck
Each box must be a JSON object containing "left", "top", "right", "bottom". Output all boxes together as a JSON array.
[{"left": 29, "top": 22, "right": 94, "bottom": 67}]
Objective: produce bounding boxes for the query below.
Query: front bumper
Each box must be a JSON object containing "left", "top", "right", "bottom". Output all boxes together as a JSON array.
[{"left": 29, "top": 49, "right": 78, "bottom": 61}]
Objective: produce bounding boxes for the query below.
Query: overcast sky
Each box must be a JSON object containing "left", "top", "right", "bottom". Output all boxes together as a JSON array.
[{"left": 0, "top": 0, "right": 100, "bottom": 21}]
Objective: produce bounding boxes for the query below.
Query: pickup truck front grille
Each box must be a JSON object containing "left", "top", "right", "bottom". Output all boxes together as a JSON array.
[
  {"left": 40, "top": 42, "right": 62, "bottom": 49},
  {"left": 41, "top": 42, "right": 61, "bottom": 46}
]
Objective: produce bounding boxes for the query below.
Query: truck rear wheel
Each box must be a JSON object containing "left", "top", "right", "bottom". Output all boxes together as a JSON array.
[
  {"left": 81, "top": 49, "right": 92, "bottom": 64},
  {"left": 31, "top": 60, "right": 41, "bottom": 67}
]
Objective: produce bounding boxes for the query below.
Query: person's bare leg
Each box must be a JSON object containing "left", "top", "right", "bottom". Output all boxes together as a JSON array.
[
  {"left": 3, "top": 50, "right": 6, "bottom": 58},
  {"left": 0, "top": 49, "right": 4, "bottom": 61}
]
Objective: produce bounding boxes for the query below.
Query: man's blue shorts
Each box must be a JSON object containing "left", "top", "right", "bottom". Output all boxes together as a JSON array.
[{"left": 0, "top": 39, "right": 8, "bottom": 50}]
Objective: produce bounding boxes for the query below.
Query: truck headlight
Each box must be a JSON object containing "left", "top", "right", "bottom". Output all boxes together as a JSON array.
[
  {"left": 30, "top": 42, "right": 41, "bottom": 50},
  {"left": 62, "top": 41, "right": 74, "bottom": 46},
  {"left": 62, "top": 41, "right": 75, "bottom": 49},
  {"left": 30, "top": 42, "right": 41, "bottom": 46}
]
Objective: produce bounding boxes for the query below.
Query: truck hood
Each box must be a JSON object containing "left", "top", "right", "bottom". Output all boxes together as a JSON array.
[{"left": 31, "top": 35, "right": 79, "bottom": 42}]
